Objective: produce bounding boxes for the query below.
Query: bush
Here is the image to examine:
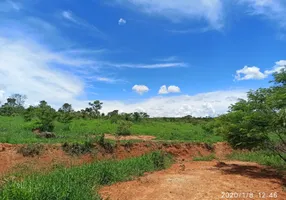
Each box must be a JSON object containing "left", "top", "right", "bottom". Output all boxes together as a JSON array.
[
  {"left": 116, "top": 120, "right": 133, "bottom": 136},
  {"left": 17, "top": 144, "right": 44, "bottom": 157},
  {"left": 23, "top": 119, "right": 43, "bottom": 131},
  {"left": 96, "top": 134, "right": 114, "bottom": 153},
  {"left": 62, "top": 141, "right": 94, "bottom": 156}
]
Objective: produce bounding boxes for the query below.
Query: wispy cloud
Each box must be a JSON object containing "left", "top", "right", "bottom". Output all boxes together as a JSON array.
[
  {"left": 61, "top": 10, "right": 107, "bottom": 39},
  {"left": 167, "top": 26, "right": 213, "bottom": 34},
  {"left": 239, "top": 0, "right": 286, "bottom": 29},
  {"left": 154, "top": 56, "right": 178, "bottom": 62},
  {"left": 104, "top": 62, "right": 187, "bottom": 69},
  {"left": 114, "top": 0, "right": 224, "bottom": 30},
  {"left": 0, "top": 0, "right": 21, "bottom": 12},
  {"left": 86, "top": 76, "right": 124, "bottom": 84}
]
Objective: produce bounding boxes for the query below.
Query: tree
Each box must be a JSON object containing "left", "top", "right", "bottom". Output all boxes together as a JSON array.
[
  {"left": 10, "top": 94, "right": 27, "bottom": 107},
  {"left": 34, "top": 100, "right": 57, "bottom": 131},
  {"left": 217, "top": 68, "right": 286, "bottom": 161},
  {"left": 58, "top": 103, "right": 74, "bottom": 124},
  {"left": 88, "top": 100, "right": 103, "bottom": 118}
]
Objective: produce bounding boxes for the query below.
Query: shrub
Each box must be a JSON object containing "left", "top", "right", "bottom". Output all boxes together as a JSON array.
[
  {"left": 62, "top": 141, "right": 94, "bottom": 156},
  {"left": 17, "top": 144, "right": 44, "bottom": 157},
  {"left": 96, "top": 134, "right": 114, "bottom": 153},
  {"left": 23, "top": 119, "right": 43, "bottom": 131},
  {"left": 116, "top": 120, "right": 133, "bottom": 136}
]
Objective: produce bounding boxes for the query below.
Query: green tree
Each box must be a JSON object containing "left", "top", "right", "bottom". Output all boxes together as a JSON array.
[
  {"left": 88, "top": 100, "right": 103, "bottom": 118},
  {"left": 217, "top": 69, "right": 286, "bottom": 161},
  {"left": 58, "top": 103, "right": 74, "bottom": 124}
]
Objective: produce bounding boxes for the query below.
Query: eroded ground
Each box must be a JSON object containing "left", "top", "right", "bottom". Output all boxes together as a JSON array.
[{"left": 99, "top": 161, "right": 286, "bottom": 200}]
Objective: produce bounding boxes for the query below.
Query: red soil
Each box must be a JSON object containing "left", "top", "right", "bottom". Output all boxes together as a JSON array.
[
  {"left": 0, "top": 141, "right": 225, "bottom": 176},
  {"left": 99, "top": 161, "right": 286, "bottom": 200}
]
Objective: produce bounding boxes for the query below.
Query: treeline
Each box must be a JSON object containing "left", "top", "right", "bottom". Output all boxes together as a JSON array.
[{"left": 0, "top": 94, "right": 211, "bottom": 132}]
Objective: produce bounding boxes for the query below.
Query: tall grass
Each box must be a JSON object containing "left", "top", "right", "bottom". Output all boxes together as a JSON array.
[
  {"left": 0, "top": 116, "right": 223, "bottom": 144},
  {"left": 228, "top": 150, "right": 286, "bottom": 170},
  {"left": 0, "top": 151, "right": 172, "bottom": 200}
]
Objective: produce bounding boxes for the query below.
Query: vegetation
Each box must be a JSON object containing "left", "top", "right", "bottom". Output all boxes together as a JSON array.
[
  {"left": 17, "top": 144, "right": 44, "bottom": 157},
  {"left": 213, "top": 69, "right": 286, "bottom": 162},
  {"left": 0, "top": 151, "right": 172, "bottom": 200},
  {"left": 228, "top": 151, "right": 286, "bottom": 170},
  {"left": 193, "top": 153, "right": 216, "bottom": 161}
]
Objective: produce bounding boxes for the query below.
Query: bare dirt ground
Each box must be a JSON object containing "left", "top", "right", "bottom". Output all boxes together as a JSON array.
[
  {"left": 99, "top": 161, "right": 286, "bottom": 200},
  {"left": 105, "top": 134, "right": 156, "bottom": 141}
]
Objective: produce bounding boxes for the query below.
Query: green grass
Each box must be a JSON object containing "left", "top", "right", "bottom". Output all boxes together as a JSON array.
[
  {"left": 0, "top": 151, "right": 172, "bottom": 200},
  {"left": 0, "top": 116, "right": 223, "bottom": 144},
  {"left": 227, "top": 150, "right": 286, "bottom": 170},
  {"left": 193, "top": 153, "right": 216, "bottom": 161}
]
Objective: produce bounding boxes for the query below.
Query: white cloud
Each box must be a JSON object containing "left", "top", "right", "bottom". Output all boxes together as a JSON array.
[
  {"left": 0, "top": 36, "right": 87, "bottom": 106},
  {"left": 118, "top": 18, "right": 127, "bottom": 25},
  {"left": 116, "top": 0, "right": 224, "bottom": 30},
  {"left": 132, "top": 85, "right": 149, "bottom": 95},
  {"left": 158, "top": 85, "right": 168, "bottom": 94},
  {"left": 100, "top": 90, "right": 247, "bottom": 117},
  {"left": 235, "top": 61, "right": 286, "bottom": 80},
  {"left": 158, "top": 85, "right": 181, "bottom": 94},
  {"left": 168, "top": 85, "right": 181, "bottom": 93},
  {"left": 235, "top": 66, "right": 267, "bottom": 80},
  {"left": 239, "top": 0, "right": 286, "bottom": 28}
]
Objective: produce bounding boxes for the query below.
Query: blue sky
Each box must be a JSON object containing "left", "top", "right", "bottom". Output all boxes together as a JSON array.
[{"left": 0, "top": 0, "right": 285, "bottom": 117}]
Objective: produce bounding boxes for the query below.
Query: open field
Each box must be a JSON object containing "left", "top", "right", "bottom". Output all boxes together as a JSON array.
[
  {"left": 0, "top": 116, "right": 223, "bottom": 144},
  {"left": 0, "top": 115, "right": 285, "bottom": 199}
]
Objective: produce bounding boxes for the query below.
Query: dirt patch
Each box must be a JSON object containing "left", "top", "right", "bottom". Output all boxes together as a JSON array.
[
  {"left": 105, "top": 134, "right": 156, "bottom": 141},
  {"left": 99, "top": 161, "right": 286, "bottom": 200},
  {"left": 213, "top": 142, "right": 233, "bottom": 159}
]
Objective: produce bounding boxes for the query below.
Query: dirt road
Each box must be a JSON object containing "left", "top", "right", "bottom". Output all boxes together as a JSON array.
[{"left": 99, "top": 161, "right": 286, "bottom": 200}]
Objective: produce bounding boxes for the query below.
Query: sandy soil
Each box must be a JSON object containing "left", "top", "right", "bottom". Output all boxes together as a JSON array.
[
  {"left": 105, "top": 134, "right": 156, "bottom": 141},
  {"left": 99, "top": 161, "right": 286, "bottom": 200}
]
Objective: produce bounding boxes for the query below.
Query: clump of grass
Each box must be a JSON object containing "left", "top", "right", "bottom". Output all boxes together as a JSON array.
[
  {"left": 227, "top": 150, "right": 286, "bottom": 170},
  {"left": 17, "top": 144, "right": 44, "bottom": 157},
  {"left": 0, "top": 151, "right": 172, "bottom": 200},
  {"left": 193, "top": 153, "right": 216, "bottom": 161},
  {"left": 62, "top": 141, "right": 94, "bottom": 156},
  {"left": 116, "top": 120, "right": 132, "bottom": 136}
]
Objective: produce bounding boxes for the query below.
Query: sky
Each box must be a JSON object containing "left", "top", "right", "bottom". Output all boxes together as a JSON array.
[{"left": 0, "top": 0, "right": 285, "bottom": 117}]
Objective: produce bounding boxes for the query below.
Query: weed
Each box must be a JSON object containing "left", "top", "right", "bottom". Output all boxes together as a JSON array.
[
  {"left": 193, "top": 153, "right": 216, "bottom": 161},
  {"left": 17, "top": 144, "right": 44, "bottom": 157}
]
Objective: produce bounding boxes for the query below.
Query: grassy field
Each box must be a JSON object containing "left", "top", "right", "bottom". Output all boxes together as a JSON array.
[
  {"left": 0, "top": 116, "right": 223, "bottom": 144},
  {"left": 0, "top": 151, "right": 172, "bottom": 200}
]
